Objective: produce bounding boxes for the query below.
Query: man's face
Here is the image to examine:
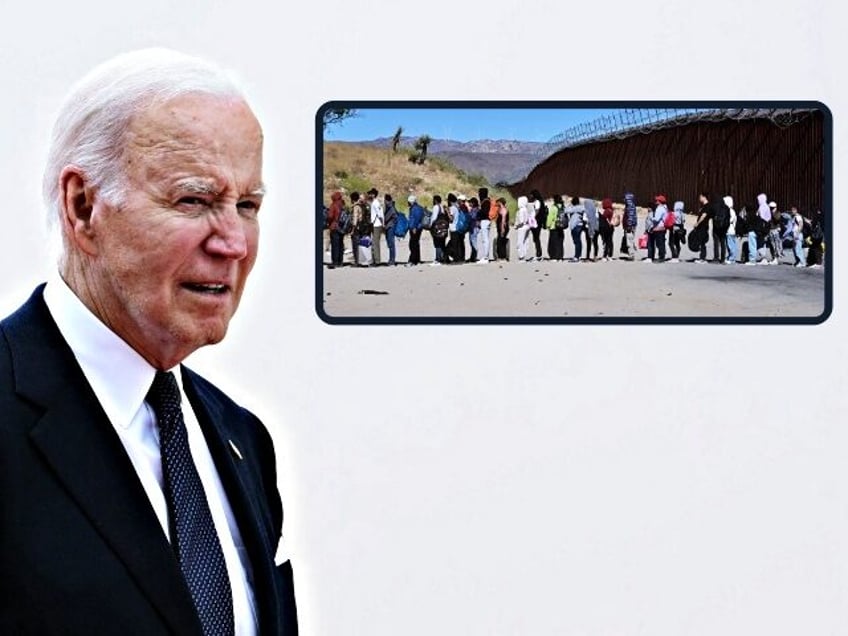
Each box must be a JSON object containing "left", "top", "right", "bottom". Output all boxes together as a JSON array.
[{"left": 84, "top": 93, "right": 264, "bottom": 368}]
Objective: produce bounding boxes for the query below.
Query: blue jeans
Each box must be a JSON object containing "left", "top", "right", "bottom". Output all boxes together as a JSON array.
[
  {"left": 726, "top": 235, "right": 738, "bottom": 262},
  {"left": 747, "top": 231, "right": 758, "bottom": 262},
  {"left": 571, "top": 226, "right": 583, "bottom": 259},
  {"left": 647, "top": 231, "right": 665, "bottom": 260},
  {"left": 468, "top": 227, "right": 479, "bottom": 259},
  {"left": 385, "top": 227, "right": 396, "bottom": 264},
  {"left": 793, "top": 237, "right": 805, "bottom": 264},
  {"left": 329, "top": 229, "right": 344, "bottom": 266}
]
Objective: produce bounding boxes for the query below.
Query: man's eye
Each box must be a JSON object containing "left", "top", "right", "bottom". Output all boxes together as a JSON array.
[
  {"left": 178, "top": 196, "right": 209, "bottom": 206},
  {"left": 237, "top": 200, "right": 260, "bottom": 215}
]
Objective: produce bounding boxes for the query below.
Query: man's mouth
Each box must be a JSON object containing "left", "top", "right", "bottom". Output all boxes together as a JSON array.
[{"left": 182, "top": 282, "right": 230, "bottom": 295}]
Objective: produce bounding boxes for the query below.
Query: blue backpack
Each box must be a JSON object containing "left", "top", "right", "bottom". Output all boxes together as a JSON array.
[
  {"left": 394, "top": 212, "right": 409, "bottom": 238},
  {"left": 455, "top": 208, "right": 470, "bottom": 233}
]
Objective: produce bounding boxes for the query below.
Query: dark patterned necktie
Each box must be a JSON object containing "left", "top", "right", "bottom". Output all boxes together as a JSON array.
[{"left": 147, "top": 370, "right": 234, "bottom": 636}]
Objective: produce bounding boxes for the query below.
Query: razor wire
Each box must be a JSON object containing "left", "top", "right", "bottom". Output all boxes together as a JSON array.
[{"left": 514, "top": 108, "right": 815, "bottom": 182}]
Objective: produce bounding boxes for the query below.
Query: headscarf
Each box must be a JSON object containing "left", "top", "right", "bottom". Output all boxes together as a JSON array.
[
  {"left": 756, "top": 193, "right": 771, "bottom": 221},
  {"left": 516, "top": 196, "right": 530, "bottom": 226},
  {"left": 328, "top": 191, "right": 344, "bottom": 227},
  {"left": 601, "top": 197, "right": 614, "bottom": 220},
  {"left": 673, "top": 200, "right": 685, "bottom": 225}
]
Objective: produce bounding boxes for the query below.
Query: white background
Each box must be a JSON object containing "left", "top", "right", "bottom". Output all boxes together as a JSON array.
[{"left": 1, "top": 1, "right": 845, "bottom": 634}]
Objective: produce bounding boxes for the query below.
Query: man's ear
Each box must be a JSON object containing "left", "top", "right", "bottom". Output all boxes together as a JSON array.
[{"left": 59, "top": 166, "right": 99, "bottom": 256}]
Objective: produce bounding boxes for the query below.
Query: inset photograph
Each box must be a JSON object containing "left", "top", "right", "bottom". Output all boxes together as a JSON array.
[{"left": 316, "top": 102, "right": 830, "bottom": 324}]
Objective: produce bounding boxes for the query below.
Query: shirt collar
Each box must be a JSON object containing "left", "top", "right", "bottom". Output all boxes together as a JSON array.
[{"left": 43, "top": 272, "right": 163, "bottom": 430}]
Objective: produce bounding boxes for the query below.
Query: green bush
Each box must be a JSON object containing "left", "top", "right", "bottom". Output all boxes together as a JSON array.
[{"left": 344, "top": 175, "right": 370, "bottom": 194}]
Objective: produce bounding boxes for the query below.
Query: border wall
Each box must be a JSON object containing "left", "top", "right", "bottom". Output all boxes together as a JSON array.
[{"left": 510, "top": 109, "right": 824, "bottom": 214}]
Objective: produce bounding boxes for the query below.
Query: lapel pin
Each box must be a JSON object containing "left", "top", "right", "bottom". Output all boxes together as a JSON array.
[{"left": 228, "top": 439, "right": 244, "bottom": 461}]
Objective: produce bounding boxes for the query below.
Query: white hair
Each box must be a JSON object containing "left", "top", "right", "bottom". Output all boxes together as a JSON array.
[{"left": 43, "top": 48, "right": 247, "bottom": 233}]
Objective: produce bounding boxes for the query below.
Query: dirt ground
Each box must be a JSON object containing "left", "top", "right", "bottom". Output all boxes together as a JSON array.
[{"left": 319, "top": 228, "right": 826, "bottom": 321}]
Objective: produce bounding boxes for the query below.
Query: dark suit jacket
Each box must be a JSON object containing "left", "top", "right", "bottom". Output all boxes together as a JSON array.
[{"left": 0, "top": 285, "right": 297, "bottom": 635}]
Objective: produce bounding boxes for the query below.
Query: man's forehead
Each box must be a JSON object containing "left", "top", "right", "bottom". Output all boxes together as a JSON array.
[
  {"left": 127, "top": 93, "right": 262, "bottom": 146},
  {"left": 123, "top": 93, "right": 263, "bottom": 189}
]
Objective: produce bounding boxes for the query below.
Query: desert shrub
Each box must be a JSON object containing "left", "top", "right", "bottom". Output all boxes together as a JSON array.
[
  {"left": 467, "top": 173, "right": 488, "bottom": 188},
  {"left": 344, "top": 175, "right": 370, "bottom": 194}
]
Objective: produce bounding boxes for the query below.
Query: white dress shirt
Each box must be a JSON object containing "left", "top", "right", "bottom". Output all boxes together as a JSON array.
[{"left": 43, "top": 275, "right": 258, "bottom": 635}]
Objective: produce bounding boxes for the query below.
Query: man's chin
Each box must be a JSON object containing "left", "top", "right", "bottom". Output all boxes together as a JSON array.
[{"left": 175, "top": 318, "right": 232, "bottom": 357}]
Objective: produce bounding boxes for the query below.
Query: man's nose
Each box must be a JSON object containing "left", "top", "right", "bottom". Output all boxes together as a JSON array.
[{"left": 204, "top": 206, "right": 250, "bottom": 259}]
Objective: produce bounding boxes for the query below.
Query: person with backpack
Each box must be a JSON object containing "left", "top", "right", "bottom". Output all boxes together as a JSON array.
[
  {"left": 806, "top": 209, "right": 824, "bottom": 268},
  {"left": 466, "top": 197, "right": 480, "bottom": 262},
  {"left": 445, "top": 193, "right": 463, "bottom": 264},
  {"left": 489, "top": 197, "right": 500, "bottom": 261},
  {"left": 583, "top": 198, "right": 600, "bottom": 262},
  {"left": 734, "top": 205, "right": 750, "bottom": 262},
  {"left": 644, "top": 194, "right": 668, "bottom": 262},
  {"left": 691, "top": 191, "right": 714, "bottom": 263},
  {"left": 747, "top": 193, "right": 771, "bottom": 265},
  {"left": 766, "top": 201, "right": 783, "bottom": 264},
  {"left": 514, "top": 195, "right": 533, "bottom": 261},
  {"left": 547, "top": 194, "right": 565, "bottom": 261},
  {"left": 406, "top": 195, "right": 425, "bottom": 266},
  {"left": 326, "top": 191, "right": 345, "bottom": 268},
  {"left": 430, "top": 194, "right": 449, "bottom": 266},
  {"left": 529, "top": 189, "right": 547, "bottom": 261},
  {"left": 455, "top": 194, "right": 470, "bottom": 263},
  {"left": 382, "top": 194, "right": 398, "bottom": 266},
  {"left": 622, "top": 191, "right": 638, "bottom": 260},
  {"left": 495, "top": 197, "right": 510, "bottom": 261},
  {"left": 349, "top": 191, "right": 367, "bottom": 266},
  {"left": 711, "top": 193, "right": 731, "bottom": 263},
  {"left": 723, "top": 195, "right": 738, "bottom": 264},
  {"left": 667, "top": 200, "right": 686, "bottom": 262},
  {"left": 566, "top": 196, "right": 585, "bottom": 262},
  {"left": 788, "top": 206, "right": 805, "bottom": 267},
  {"left": 367, "top": 187, "right": 384, "bottom": 265},
  {"left": 477, "top": 192, "right": 492, "bottom": 264},
  {"left": 598, "top": 198, "right": 616, "bottom": 261}
]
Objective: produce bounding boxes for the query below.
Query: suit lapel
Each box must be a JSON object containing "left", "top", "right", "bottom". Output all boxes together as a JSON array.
[
  {"left": 8, "top": 287, "right": 202, "bottom": 636},
  {"left": 182, "top": 368, "right": 285, "bottom": 635}
]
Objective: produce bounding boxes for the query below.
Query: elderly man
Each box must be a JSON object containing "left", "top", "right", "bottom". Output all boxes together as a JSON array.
[{"left": 0, "top": 50, "right": 297, "bottom": 635}]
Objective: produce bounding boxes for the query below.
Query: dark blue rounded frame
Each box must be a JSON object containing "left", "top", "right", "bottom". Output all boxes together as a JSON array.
[{"left": 315, "top": 100, "right": 832, "bottom": 326}]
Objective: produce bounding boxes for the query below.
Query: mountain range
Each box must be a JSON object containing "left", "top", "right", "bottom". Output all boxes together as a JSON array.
[{"left": 343, "top": 136, "right": 549, "bottom": 185}]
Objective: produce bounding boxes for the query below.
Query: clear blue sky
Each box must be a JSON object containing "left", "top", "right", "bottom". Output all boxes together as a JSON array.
[{"left": 323, "top": 107, "right": 625, "bottom": 143}]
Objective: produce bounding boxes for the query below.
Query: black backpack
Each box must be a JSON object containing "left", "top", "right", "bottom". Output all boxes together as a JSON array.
[
  {"left": 355, "top": 207, "right": 373, "bottom": 236},
  {"left": 811, "top": 220, "right": 824, "bottom": 241},
  {"left": 735, "top": 211, "right": 749, "bottom": 235},
  {"left": 337, "top": 207, "right": 353, "bottom": 234},
  {"left": 431, "top": 212, "right": 449, "bottom": 239},
  {"left": 756, "top": 215, "right": 771, "bottom": 240},
  {"left": 535, "top": 203, "right": 547, "bottom": 228},
  {"left": 714, "top": 202, "right": 730, "bottom": 231}
]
